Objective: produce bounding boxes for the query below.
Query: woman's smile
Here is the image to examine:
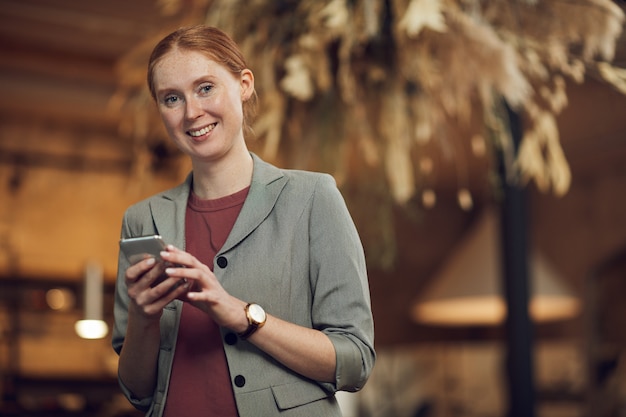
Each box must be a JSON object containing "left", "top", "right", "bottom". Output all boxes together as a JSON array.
[{"left": 188, "top": 123, "right": 217, "bottom": 139}]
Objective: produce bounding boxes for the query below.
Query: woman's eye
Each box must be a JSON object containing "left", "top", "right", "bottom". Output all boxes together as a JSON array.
[
  {"left": 200, "top": 84, "right": 213, "bottom": 94},
  {"left": 163, "top": 95, "right": 179, "bottom": 105}
]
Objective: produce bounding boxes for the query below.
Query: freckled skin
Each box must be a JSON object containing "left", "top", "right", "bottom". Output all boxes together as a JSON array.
[{"left": 152, "top": 49, "right": 254, "bottom": 168}]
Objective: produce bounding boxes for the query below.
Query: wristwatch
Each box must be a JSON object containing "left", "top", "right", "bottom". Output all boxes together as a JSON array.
[{"left": 239, "top": 303, "right": 267, "bottom": 339}]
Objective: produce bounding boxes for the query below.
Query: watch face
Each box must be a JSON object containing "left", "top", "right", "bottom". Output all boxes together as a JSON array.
[{"left": 249, "top": 303, "right": 266, "bottom": 323}]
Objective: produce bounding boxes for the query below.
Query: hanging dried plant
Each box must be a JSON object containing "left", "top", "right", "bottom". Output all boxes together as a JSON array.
[
  {"left": 197, "top": 0, "right": 626, "bottom": 202},
  {"left": 114, "top": 0, "right": 625, "bottom": 195},
  {"left": 112, "top": 0, "right": 625, "bottom": 267}
]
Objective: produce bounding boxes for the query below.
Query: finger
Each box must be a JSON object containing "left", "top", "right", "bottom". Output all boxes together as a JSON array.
[
  {"left": 134, "top": 277, "right": 189, "bottom": 311},
  {"left": 164, "top": 244, "right": 181, "bottom": 253},
  {"left": 126, "top": 257, "right": 157, "bottom": 282},
  {"left": 186, "top": 290, "right": 207, "bottom": 301},
  {"left": 164, "top": 265, "right": 211, "bottom": 287},
  {"left": 160, "top": 247, "right": 199, "bottom": 269},
  {"left": 152, "top": 277, "right": 190, "bottom": 297},
  {"left": 163, "top": 265, "right": 193, "bottom": 278}
]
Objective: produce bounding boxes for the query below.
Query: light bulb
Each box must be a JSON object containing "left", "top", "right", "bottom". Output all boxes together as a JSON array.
[{"left": 75, "top": 320, "right": 109, "bottom": 340}]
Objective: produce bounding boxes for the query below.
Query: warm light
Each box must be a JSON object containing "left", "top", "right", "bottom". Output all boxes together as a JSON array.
[
  {"left": 415, "top": 297, "right": 507, "bottom": 326},
  {"left": 46, "top": 288, "right": 75, "bottom": 311},
  {"left": 75, "top": 262, "right": 108, "bottom": 339},
  {"left": 75, "top": 320, "right": 109, "bottom": 340},
  {"left": 471, "top": 134, "right": 486, "bottom": 156},
  {"left": 530, "top": 295, "right": 582, "bottom": 322},
  {"left": 457, "top": 188, "right": 473, "bottom": 211},
  {"left": 419, "top": 157, "right": 433, "bottom": 174},
  {"left": 422, "top": 189, "right": 437, "bottom": 208},
  {"left": 413, "top": 295, "right": 580, "bottom": 326},
  {"left": 411, "top": 208, "right": 581, "bottom": 326}
]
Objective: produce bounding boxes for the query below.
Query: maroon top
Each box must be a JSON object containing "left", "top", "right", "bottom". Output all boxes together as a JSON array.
[{"left": 162, "top": 186, "right": 249, "bottom": 417}]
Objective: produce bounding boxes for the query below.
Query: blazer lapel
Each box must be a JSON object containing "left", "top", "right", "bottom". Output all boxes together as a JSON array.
[
  {"left": 220, "top": 154, "right": 286, "bottom": 253},
  {"left": 144, "top": 154, "right": 286, "bottom": 253},
  {"left": 149, "top": 174, "right": 192, "bottom": 250}
]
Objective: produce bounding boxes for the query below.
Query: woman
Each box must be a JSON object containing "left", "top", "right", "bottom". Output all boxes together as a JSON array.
[{"left": 112, "top": 25, "right": 375, "bottom": 417}]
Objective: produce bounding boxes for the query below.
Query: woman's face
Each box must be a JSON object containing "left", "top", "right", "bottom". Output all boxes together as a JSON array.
[{"left": 152, "top": 48, "right": 254, "bottom": 163}]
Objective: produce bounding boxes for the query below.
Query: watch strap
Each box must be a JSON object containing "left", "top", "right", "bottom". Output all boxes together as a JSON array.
[{"left": 238, "top": 322, "right": 259, "bottom": 340}]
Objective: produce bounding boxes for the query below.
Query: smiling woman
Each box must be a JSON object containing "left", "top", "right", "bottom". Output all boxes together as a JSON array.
[
  {"left": 112, "top": 25, "right": 375, "bottom": 417},
  {"left": 149, "top": 47, "right": 255, "bottom": 175},
  {"left": 146, "top": 26, "right": 258, "bottom": 143}
]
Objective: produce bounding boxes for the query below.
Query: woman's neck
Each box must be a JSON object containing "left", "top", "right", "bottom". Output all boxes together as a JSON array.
[{"left": 191, "top": 150, "right": 253, "bottom": 200}]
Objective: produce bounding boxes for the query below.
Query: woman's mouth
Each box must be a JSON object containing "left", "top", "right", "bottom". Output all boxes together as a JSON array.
[{"left": 188, "top": 123, "right": 217, "bottom": 138}]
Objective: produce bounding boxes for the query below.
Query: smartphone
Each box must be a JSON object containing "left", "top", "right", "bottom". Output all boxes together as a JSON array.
[
  {"left": 119, "top": 235, "right": 168, "bottom": 265},
  {"left": 120, "top": 235, "right": 174, "bottom": 288},
  {"left": 119, "top": 235, "right": 190, "bottom": 292}
]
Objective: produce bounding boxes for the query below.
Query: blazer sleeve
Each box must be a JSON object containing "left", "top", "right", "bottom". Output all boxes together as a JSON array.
[
  {"left": 110, "top": 207, "right": 152, "bottom": 411},
  {"left": 111, "top": 202, "right": 168, "bottom": 412},
  {"left": 308, "top": 174, "right": 376, "bottom": 392}
]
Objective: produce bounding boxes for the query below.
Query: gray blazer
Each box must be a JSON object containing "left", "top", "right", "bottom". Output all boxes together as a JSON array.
[{"left": 112, "top": 154, "right": 376, "bottom": 417}]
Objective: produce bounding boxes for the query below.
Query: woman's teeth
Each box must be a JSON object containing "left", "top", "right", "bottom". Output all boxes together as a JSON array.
[{"left": 189, "top": 124, "right": 215, "bottom": 137}]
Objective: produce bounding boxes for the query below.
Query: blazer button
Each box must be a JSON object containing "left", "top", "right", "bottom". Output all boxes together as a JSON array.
[
  {"left": 234, "top": 375, "right": 246, "bottom": 387},
  {"left": 224, "top": 332, "right": 237, "bottom": 345},
  {"left": 217, "top": 256, "right": 228, "bottom": 269}
]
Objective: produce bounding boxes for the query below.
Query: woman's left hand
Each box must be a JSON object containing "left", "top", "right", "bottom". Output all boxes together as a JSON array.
[{"left": 159, "top": 245, "right": 248, "bottom": 332}]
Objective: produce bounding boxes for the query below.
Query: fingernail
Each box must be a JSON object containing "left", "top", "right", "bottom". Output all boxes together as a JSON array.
[
  {"left": 146, "top": 257, "right": 156, "bottom": 266},
  {"left": 165, "top": 268, "right": 174, "bottom": 275}
]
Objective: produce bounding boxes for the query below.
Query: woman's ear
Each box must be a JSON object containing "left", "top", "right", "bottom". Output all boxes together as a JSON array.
[{"left": 240, "top": 68, "right": 255, "bottom": 101}]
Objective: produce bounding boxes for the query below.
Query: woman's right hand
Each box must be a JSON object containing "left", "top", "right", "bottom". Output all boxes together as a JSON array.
[
  {"left": 119, "top": 256, "right": 187, "bottom": 399},
  {"left": 124, "top": 257, "right": 190, "bottom": 319}
]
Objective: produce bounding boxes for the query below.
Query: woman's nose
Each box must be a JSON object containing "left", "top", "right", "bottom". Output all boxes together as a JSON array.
[{"left": 185, "top": 96, "right": 204, "bottom": 119}]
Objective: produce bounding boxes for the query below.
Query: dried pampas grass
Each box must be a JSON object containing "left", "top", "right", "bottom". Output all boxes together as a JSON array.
[
  {"left": 398, "top": 0, "right": 447, "bottom": 36},
  {"left": 109, "top": 0, "right": 625, "bottom": 267},
  {"left": 114, "top": 0, "right": 625, "bottom": 207}
]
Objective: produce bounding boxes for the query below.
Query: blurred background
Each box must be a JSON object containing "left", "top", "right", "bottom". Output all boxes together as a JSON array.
[{"left": 1, "top": 0, "right": 626, "bottom": 416}]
